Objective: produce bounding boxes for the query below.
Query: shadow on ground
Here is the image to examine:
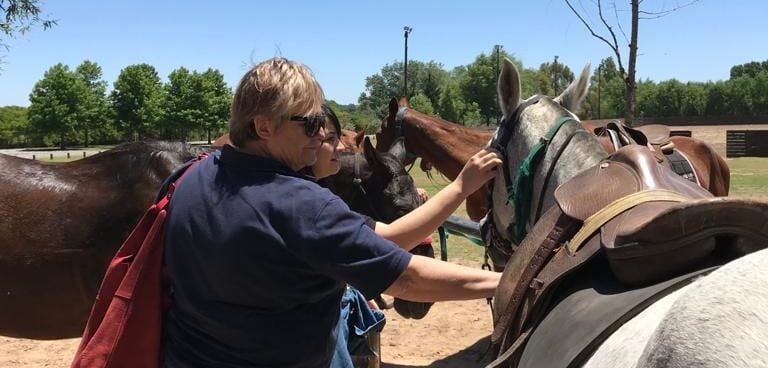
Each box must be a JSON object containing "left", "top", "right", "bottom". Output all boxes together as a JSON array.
[{"left": 382, "top": 335, "right": 493, "bottom": 368}]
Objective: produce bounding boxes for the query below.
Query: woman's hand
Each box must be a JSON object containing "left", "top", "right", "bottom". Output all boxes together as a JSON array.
[
  {"left": 454, "top": 149, "right": 503, "bottom": 197},
  {"left": 416, "top": 188, "right": 429, "bottom": 204}
]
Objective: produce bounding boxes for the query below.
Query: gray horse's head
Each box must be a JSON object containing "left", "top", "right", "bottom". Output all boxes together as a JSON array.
[{"left": 483, "top": 58, "right": 605, "bottom": 269}]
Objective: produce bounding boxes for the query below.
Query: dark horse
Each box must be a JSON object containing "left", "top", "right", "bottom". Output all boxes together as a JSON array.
[
  {"left": 375, "top": 99, "right": 730, "bottom": 223},
  {"left": 0, "top": 139, "right": 427, "bottom": 339},
  {"left": 0, "top": 141, "right": 201, "bottom": 339}
]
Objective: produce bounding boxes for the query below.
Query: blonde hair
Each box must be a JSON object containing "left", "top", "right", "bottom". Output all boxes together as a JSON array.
[{"left": 229, "top": 57, "right": 324, "bottom": 147}]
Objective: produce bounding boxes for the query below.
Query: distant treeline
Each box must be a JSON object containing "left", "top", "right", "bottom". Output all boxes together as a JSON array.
[{"left": 2, "top": 52, "right": 767, "bottom": 148}]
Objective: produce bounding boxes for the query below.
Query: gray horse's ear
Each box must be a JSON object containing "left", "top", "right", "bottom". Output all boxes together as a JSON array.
[
  {"left": 498, "top": 58, "right": 521, "bottom": 118},
  {"left": 388, "top": 137, "right": 408, "bottom": 165},
  {"left": 363, "top": 136, "right": 383, "bottom": 167},
  {"left": 554, "top": 63, "right": 591, "bottom": 113}
]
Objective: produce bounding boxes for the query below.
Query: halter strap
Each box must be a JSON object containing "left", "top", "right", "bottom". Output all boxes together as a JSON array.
[
  {"left": 352, "top": 153, "right": 380, "bottom": 220},
  {"left": 509, "top": 116, "right": 577, "bottom": 243},
  {"left": 392, "top": 106, "right": 419, "bottom": 163}
]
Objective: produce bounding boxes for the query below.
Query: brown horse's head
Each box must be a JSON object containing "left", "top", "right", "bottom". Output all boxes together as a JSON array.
[
  {"left": 339, "top": 129, "right": 365, "bottom": 153},
  {"left": 376, "top": 97, "right": 416, "bottom": 164}
]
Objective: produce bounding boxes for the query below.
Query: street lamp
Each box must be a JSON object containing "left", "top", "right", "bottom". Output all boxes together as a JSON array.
[
  {"left": 552, "top": 55, "right": 559, "bottom": 95},
  {"left": 495, "top": 45, "right": 503, "bottom": 123},
  {"left": 597, "top": 63, "right": 602, "bottom": 119},
  {"left": 403, "top": 26, "right": 413, "bottom": 98}
]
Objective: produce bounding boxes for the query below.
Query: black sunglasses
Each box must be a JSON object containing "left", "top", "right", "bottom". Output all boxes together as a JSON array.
[{"left": 288, "top": 114, "right": 326, "bottom": 137}]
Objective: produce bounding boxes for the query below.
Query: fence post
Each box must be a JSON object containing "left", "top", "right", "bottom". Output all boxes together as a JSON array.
[
  {"left": 32, "top": 154, "right": 36, "bottom": 160},
  {"left": 67, "top": 152, "right": 70, "bottom": 159},
  {"left": 83, "top": 152, "right": 86, "bottom": 158},
  {"left": 50, "top": 153, "right": 53, "bottom": 160}
]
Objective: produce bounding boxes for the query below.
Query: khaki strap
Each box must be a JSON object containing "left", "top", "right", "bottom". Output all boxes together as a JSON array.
[{"left": 567, "top": 189, "right": 691, "bottom": 254}]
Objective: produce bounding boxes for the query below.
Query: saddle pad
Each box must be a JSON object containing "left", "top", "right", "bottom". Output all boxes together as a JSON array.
[
  {"left": 518, "top": 262, "right": 719, "bottom": 368},
  {"left": 665, "top": 149, "right": 698, "bottom": 184}
]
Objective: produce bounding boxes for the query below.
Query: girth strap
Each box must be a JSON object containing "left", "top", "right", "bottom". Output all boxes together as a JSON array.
[{"left": 566, "top": 189, "right": 691, "bottom": 254}]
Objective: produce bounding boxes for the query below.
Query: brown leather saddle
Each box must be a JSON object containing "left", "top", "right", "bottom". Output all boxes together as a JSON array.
[{"left": 487, "top": 145, "right": 768, "bottom": 367}]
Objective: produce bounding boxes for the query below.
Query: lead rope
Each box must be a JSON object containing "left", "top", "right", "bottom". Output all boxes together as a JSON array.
[{"left": 478, "top": 247, "right": 496, "bottom": 364}]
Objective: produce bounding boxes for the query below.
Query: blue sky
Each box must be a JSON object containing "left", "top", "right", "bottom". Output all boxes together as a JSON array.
[{"left": 1, "top": 0, "right": 766, "bottom": 107}]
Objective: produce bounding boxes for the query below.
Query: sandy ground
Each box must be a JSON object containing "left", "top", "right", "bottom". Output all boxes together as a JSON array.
[{"left": 0, "top": 298, "right": 494, "bottom": 368}]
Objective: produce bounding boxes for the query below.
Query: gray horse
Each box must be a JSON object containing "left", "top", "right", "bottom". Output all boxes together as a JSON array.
[{"left": 484, "top": 58, "right": 768, "bottom": 368}]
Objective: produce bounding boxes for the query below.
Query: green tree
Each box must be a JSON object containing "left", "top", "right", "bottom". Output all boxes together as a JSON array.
[
  {"left": 164, "top": 67, "right": 231, "bottom": 142},
  {"left": 111, "top": 64, "right": 165, "bottom": 141},
  {"left": 409, "top": 93, "right": 434, "bottom": 116},
  {"left": 730, "top": 60, "right": 768, "bottom": 79},
  {"left": 680, "top": 82, "right": 707, "bottom": 117},
  {"left": 1, "top": 0, "right": 56, "bottom": 67},
  {"left": 437, "top": 82, "right": 464, "bottom": 123},
  {"left": 358, "top": 60, "right": 449, "bottom": 118},
  {"left": 0, "top": 105, "right": 28, "bottom": 146},
  {"left": 704, "top": 81, "right": 730, "bottom": 117},
  {"left": 27, "top": 63, "right": 88, "bottom": 148},
  {"left": 457, "top": 49, "right": 534, "bottom": 125},
  {"left": 75, "top": 60, "right": 110, "bottom": 146},
  {"left": 196, "top": 68, "right": 232, "bottom": 143},
  {"left": 163, "top": 67, "right": 196, "bottom": 140},
  {"left": 634, "top": 79, "right": 659, "bottom": 117},
  {"left": 538, "top": 60, "right": 574, "bottom": 95},
  {"left": 326, "top": 100, "right": 378, "bottom": 133}
]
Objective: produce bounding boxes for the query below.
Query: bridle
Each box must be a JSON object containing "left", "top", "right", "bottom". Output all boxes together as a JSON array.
[
  {"left": 350, "top": 152, "right": 382, "bottom": 220},
  {"left": 391, "top": 106, "right": 421, "bottom": 171},
  {"left": 487, "top": 97, "right": 588, "bottom": 249},
  {"left": 349, "top": 151, "right": 422, "bottom": 226}
]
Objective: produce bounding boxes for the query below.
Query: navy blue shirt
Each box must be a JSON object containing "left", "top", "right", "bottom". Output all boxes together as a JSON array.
[{"left": 162, "top": 145, "right": 412, "bottom": 368}]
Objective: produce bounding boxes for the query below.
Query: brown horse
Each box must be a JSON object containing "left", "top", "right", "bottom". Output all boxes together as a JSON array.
[
  {"left": 376, "top": 97, "right": 495, "bottom": 222},
  {"left": 0, "top": 141, "right": 203, "bottom": 339},
  {"left": 582, "top": 121, "right": 730, "bottom": 196},
  {"left": 376, "top": 99, "right": 730, "bottom": 224}
]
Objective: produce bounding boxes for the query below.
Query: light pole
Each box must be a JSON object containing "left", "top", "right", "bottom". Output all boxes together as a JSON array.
[
  {"left": 403, "top": 26, "right": 413, "bottom": 98},
  {"left": 495, "top": 45, "right": 503, "bottom": 123},
  {"left": 552, "top": 55, "right": 559, "bottom": 95},
  {"left": 597, "top": 63, "right": 602, "bottom": 119}
]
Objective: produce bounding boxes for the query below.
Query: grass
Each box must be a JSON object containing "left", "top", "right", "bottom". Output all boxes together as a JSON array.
[
  {"left": 726, "top": 157, "right": 768, "bottom": 199},
  {"left": 409, "top": 158, "right": 487, "bottom": 265}
]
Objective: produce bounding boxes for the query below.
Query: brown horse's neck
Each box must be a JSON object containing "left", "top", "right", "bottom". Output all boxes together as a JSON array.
[{"left": 404, "top": 111, "right": 493, "bottom": 179}]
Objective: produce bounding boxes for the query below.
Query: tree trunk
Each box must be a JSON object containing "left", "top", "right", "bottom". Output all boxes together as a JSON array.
[
  {"left": 84, "top": 126, "right": 89, "bottom": 147},
  {"left": 207, "top": 127, "right": 212, "bottom": 144},
  {"left": 60, "top": 130, "right": 65, "bottom": 150},
  {"left": 625, "top": 0, "right": 640, "bottom": 126}
]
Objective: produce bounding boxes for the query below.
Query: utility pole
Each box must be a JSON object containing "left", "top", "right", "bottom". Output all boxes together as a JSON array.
[
  {"left": 403, "top": 26, "right": 413, "bottom": 98},
  {"left": 495, "top": 44, "right": 503, "bottom": 123},
  {"left": 552, "top": 55, "right": 559, "bottom": 95},
  {"left": 597, "top": 63, "right": 602, "bottom": 119}
]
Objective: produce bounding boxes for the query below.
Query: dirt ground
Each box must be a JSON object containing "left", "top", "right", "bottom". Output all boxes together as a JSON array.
[{"left": 0, "top": 296, "right": 494, "bottom": 368}]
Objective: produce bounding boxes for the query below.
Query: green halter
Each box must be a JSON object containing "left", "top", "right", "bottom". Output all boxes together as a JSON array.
[{"left": 508, "top": 116, "right": 576, "bottom": 243}]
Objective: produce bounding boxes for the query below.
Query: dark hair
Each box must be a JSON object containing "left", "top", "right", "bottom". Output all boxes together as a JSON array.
[
  {"left": 322, "top": 104, "right": 341, "bottom": 134},
  {"left": 299, "top": 104, "right": 340, "bottom": 178}
]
